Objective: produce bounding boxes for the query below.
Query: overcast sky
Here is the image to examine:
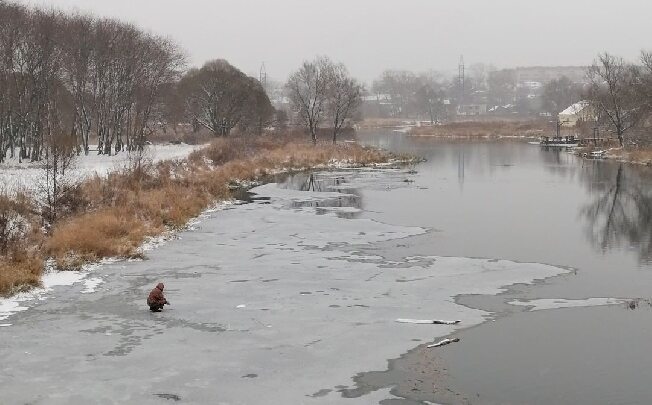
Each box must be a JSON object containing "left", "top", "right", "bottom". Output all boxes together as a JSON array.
[{"left": 19, "top": 0, "right": 652, "bottom": 82}]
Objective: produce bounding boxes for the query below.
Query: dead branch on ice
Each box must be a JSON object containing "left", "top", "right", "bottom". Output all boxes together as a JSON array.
[
  {"left": 396, "top": 319, "right": 461, "bottom": 325},
  {"left": 427, "top": 338, "right": 460, "bottom": 348}
]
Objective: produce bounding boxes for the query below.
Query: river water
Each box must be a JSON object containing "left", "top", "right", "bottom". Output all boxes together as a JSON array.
[
  {"left": 1, "top": 131, "right": 652, "bottom": 404},
  {"left": 353, "top": 130, "right": 652, "bottom": 404}
]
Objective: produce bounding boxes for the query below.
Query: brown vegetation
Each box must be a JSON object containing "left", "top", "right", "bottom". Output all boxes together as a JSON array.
[
  {"left": 0, "top": 192, "right": 43, "bottom": 294},
  {"left": 409, "top": 121, "right": 548, "bottom": 138},
  {"left": 0, "top": 135, "right": 391, "bottom": 295},
  {"left": 358, "top": 118, "right": 418, "bottom": 128}
]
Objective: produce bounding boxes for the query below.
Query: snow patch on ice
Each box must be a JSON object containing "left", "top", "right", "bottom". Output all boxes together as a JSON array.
[
  {"left": 81, "top": 278, "right": 104, "bottom": 294},
  {"left": 0, "top": 257, "right": 121, "bottom": 322},
  {"left": 509, "top": 297, "right": 626, "bottom": 311},
  {"left": 137, "top": 199, "right": 239, "bottom": 253},
  {"left": 0, "top": 270, "right": 86, "bottom": 321}
]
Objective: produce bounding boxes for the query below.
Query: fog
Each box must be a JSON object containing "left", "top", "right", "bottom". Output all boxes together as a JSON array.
[{"left": 19, "top": 0, "right": 652, "bottom": 81}]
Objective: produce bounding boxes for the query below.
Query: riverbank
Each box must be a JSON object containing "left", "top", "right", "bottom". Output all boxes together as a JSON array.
[
  {"left": 0, "top": 135, "right": 397, "bottom": 296},
  {"left": 576, "top": 146, "right": 652, "bottom": 166}
]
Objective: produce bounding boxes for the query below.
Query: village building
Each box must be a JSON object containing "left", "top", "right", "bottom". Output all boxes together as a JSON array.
[
  {"left": 558, "top": 101, "right": 595, "bottom": 128},
  {"left": 457, "top": 104, "right": 487, "bottom": 116}
]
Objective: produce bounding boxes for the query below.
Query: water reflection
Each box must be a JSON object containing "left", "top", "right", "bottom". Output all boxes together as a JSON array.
[
  {"left": 457, "top": 150, "right": 465, "bottom": 190},
  {"left": 279, "top": 172, "right": 363, "bottom": 219},
  {"left": 581, "top": 163, "right": 652, "bottom": 262}
]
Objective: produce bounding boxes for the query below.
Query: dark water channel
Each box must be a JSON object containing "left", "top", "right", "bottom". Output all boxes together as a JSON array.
[{"left": 346, "top": 130, "right": 652, "bottom": 404}]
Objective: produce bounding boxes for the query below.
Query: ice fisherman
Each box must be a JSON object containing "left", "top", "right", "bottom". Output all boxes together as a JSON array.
[{"left": 147, "top": 283, "right": 170, "bottom": 312}]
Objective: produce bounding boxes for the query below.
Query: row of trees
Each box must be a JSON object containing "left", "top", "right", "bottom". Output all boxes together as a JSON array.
[
  {"left": 286, "top": 56, "right": 363, "bottom": 144},
  {"left": 541, "top": 76, "right": 583, "bottom": 116},
  {"left": 367, "top": 67, "right": 529, "bottom": 121},
  {"left": 0, "top": 2, "right": 280, "bottom": 164},
  {"left": 0, "top": 2, "right": 184, "bottom": 162},
  {"left": 371, "top": 70, "right": 450, "bottom": 122}
]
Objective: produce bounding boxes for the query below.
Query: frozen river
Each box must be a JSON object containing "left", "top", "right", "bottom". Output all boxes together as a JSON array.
[{"left": 2, "top": 131, "right": 652, "bottom": 404}]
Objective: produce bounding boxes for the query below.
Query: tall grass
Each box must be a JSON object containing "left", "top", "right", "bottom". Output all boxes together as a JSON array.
[{"left": 409, "top": 121, "right": 548, "bottom": 138}]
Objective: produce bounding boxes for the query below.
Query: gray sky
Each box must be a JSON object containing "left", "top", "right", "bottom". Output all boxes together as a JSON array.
[{"left": 20, "top": 0, "right": 652, "bottom": 82}]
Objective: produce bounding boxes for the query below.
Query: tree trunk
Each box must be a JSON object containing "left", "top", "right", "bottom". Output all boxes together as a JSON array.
[{"left": 310, "top": 127, "right": 317, "bottom": 145}]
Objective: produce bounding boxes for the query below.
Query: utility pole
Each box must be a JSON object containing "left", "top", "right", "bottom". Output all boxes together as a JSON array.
[{"left": 458, "top": 55, "right": 465, "bottom": 106}]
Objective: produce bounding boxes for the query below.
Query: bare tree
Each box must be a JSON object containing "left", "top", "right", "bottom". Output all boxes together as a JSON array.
[
  {"left": 468, "top": 63, "right": 489, "bottom": 92},
  {"left": 639, "top": 51, "right": 652, "bottom": 114},
  {"left": 542, "top": 76, "right": 582, "bottom": 116},
  {"left": 487, "top": 69, "right": 517, "bottom": 107},
  {"left": 60, "top": 13, "right": 95, "bottom": 155},
  {"left": 587, "top": 53, "right": 644, "bottom": 147},
  {"left": 326, "top": 64, "right": 362, "bottom": 144},
  {"left": 286, "top": 56, "right": 333, "bottom": 144},
  {"left": 179, "top": 59, "right": 271, "bottom": 137},
  {"left": 273, "top": 108, "right": 289, "bottom": 131},
  {"left": 414, "top": 81, "right": 446, "bottom": 124},
  {"left": 40, "top": 126, "right": 77, "bottom": 226},
  {"left": 372, "top": 70, "right": 419, "bottom": 118}
]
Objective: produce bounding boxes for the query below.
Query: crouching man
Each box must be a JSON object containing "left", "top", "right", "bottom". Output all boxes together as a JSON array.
[{"left": 147, "top": 283, "right": 170, "bottom": 312}]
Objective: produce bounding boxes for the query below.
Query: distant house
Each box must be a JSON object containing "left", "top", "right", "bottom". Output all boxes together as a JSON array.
[
  {"left": 488, "top": 104, "right": 516, "bottom": 115},
  {"left": 457, "top": 104, "right": 487, "bottom": 116},
  {"left": 360, "top": 94, "right": 394, "bottom": 118},
  {"left": 558, "top": 101, "right": 594, "bottom": 128}
]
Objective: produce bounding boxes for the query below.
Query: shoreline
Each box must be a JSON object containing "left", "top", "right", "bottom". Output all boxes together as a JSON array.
[
  {"left": 0, "top": 135, "right": 411, "bottom": 298},
  {"left": 575, "top": 146, "right": 652, "bottom": 166},
  {"left": 368, "top": 124, "right": 652, "bottom": 166}
]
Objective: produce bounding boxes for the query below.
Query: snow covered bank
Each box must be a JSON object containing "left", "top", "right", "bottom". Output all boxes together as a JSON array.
[
  {"left": 0, "top": 143, "right": 203, "bottom": 195},
  {"left": 0, "top": 270, "right": 88, "bottom": 322}
]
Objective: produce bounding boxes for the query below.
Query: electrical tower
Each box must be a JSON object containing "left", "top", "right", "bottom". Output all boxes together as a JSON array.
[
  {"left": 458, "top": 55, "right": 465, "bottom": 106},
  {"left": 259, "top": 62, "right": 268, "bottom": 93}
]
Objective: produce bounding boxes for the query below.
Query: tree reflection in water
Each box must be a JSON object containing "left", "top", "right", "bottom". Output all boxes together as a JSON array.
[{"left": 581, "top": 163, "right": 652, "bottom": 262}]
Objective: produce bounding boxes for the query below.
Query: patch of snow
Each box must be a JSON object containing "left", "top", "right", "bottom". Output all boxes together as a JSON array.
[
  {"left": 0, "top": 261, "right": 120, "bottom": 322},
  {"left": 0, "top": 270, "right": 85, "bottom": 321},
  {"left": 81, "top": 278, "right": 104, "bottom": 294},
  {"left": 41, "top": 270, "right": 86, "bottom": 290},
  {"left": 509, "top": 297, "right": 626, "bottom": 311},
  {"left": 315, "top": 206, "right": 362, "bottom": 214},
  {"left": 0, "top": 143, "right": 205, "bottom": 196},
  {"left": 137, "top": 232, "right": 179, "bottom": 255},
  {"left": 393, "top": 125, "right": 413, "bottom": 134}
]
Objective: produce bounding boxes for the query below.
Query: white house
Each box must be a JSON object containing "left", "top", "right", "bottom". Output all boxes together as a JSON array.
[{"left": 558, "top": 101, "right": 594, "bottom": 128}]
